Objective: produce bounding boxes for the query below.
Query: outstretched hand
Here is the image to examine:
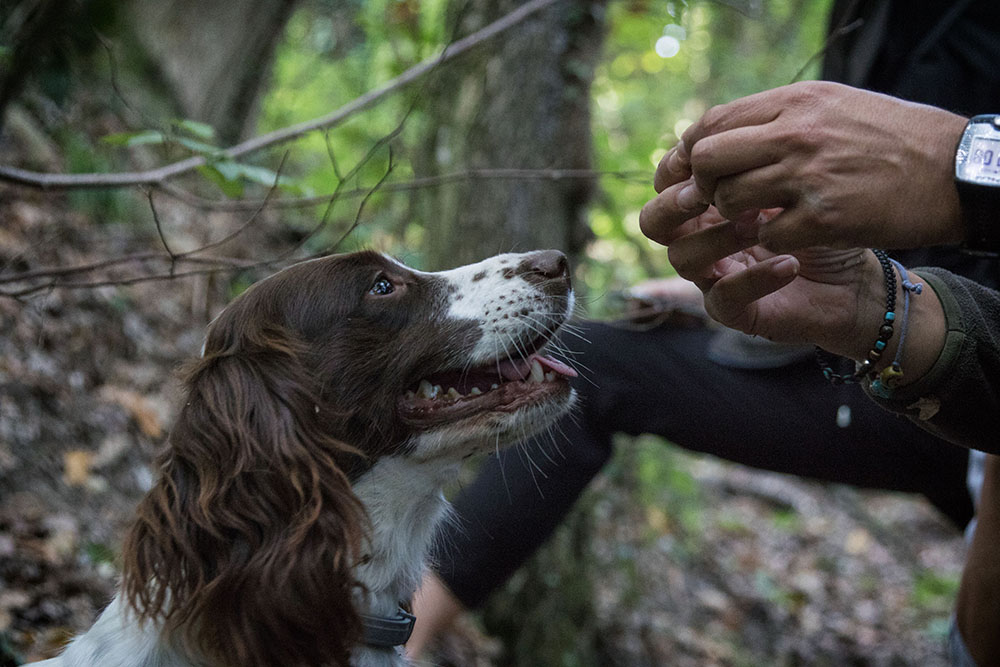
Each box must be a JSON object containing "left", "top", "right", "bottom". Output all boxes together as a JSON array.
[
  {"left": 641, "top": 201, "right": 883, "bottom": 360},
  {"left": 641, "top": 81, "right": 968, "bottom": 253}
]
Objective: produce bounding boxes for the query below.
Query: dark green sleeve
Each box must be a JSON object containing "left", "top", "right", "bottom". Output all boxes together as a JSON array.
[{"left": 863, "top": 268, "right": 1000, "bottom": 451}]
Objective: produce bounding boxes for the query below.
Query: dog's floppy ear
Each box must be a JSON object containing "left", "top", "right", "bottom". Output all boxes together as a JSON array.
[{"left": 122, "top": 327, "right": 368, "bottom": 667}]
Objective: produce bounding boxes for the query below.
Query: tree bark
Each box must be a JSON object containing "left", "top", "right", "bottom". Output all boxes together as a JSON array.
[
  {"left": 413, "top": 0, "right": 607, "bottom": 270},
  {"left": 123, "top": 0, "right": 300, "bottom": 143}
]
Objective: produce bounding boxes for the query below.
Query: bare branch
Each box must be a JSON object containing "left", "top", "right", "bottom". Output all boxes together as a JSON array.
[
  {"left": 0, "top": 0, "right": 563, "bottom": 191},
  {"left": 157, "top": 168, "right": 647, "bottom": 212}
]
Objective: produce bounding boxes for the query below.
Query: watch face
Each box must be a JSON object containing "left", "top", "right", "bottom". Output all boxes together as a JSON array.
[{"left": 956, "top": 118, "right": 1000, "bottom": 185}]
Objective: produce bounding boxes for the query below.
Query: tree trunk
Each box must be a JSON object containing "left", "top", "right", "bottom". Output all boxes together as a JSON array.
[
  {"left": 123, "top": 0, "right": 300, "bottom": 143},
  {"left": 0, "top": 0, "right": 299, "bottom": 143},
  {"left": 413, "top": 0, "right": 607, "bottom": 270}
]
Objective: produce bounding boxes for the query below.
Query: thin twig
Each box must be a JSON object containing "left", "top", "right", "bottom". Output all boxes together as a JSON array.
[
  {"left": 146, "top": 189, "right": 176, "bottom": 261},
  {"left": 329, "top": 147, "right": 396, "bottom": 253},
  {"left": 179, "top": 151, "right": 290, "bottom": 258}
]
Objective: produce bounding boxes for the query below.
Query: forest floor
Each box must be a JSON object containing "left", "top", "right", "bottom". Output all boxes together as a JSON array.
[{"left": 0, "top": 160, "right": 968, "bottom": 666}]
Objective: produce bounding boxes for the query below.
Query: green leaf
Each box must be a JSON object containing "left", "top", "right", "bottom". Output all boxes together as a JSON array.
[
  {"left": 173, "top": 119, "right": 217, "bottom": 141},
  {"left": 209, "top": 160, "right": 307, "bottom": 195},
  {"left": 174, "top": 136, "right": 222, "bottom": 157},
  {"left": 101, "top": 130, "right": 167, "bottom": 147},
  {"left": 197, "top": 164, "right": 245, "bottom": 198},
  {"left": 234, "top": 163, "right": 283, "bottom": 187}
]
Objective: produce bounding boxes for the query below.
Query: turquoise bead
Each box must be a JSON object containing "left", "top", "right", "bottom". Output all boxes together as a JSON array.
[{"left": 870, "top": 379, "right": 890, "bottom": 398}]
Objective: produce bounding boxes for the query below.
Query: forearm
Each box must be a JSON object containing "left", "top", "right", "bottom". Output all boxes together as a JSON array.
[{"left": 863, "top": 268, "right": 1000, "bottom": 450}]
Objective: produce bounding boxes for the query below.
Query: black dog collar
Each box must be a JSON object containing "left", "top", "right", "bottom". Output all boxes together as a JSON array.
[{"left": 360, "top": 607, "right": 416, "bottom": 648}]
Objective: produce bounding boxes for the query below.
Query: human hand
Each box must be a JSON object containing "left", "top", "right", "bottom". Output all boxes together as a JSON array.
[
  {"left": 643, "top": 81, "right": 968, "bottom": 252},
  {"left": 653, "top": 206, "right": 883, "bottom": 358},
  {"left": 643, "top": 204, "right": 948, "bottom": 384}
]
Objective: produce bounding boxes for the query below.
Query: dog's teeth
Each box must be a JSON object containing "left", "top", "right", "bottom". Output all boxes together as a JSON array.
[
  {"left": 469, "top": 387, "right": 482, "bottom": 395},
  {"left": 544, "top": 371, "right": 556, "bottom": 382},
  {"left": 491, "top": 383, "right": 499, "bottom": 390},
  {"left": 530, "top": 359, "right": 544, "bottom": 383},
  {"left": 405, "top": 390, "right": 416, "bottom": 400},
  {"left": 433, "top": 384, "right": 443, "bottom": 397},
  {"left": 446, "top": 387, "right": 461, "bottom": 400},
  {"left": 417, "top": 380, "right": 437, "bottom": 399}
]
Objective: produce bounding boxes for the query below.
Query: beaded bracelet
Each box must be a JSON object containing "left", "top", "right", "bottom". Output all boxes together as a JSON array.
[
  {"left": 815, "top": 249, "right": 896, "bottom": 385},
  {"left": 870, "top": 259, "right": 923, "bottom": 397}
]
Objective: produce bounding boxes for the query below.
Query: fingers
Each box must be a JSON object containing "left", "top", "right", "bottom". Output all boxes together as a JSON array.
[
  {"left": 639, "top": 177, "right": 711, "bottom": 245},
  {"left": 711, "top": 162, "right": 795, "bottom": 221},
  {"left": 666, "top": 216, "right": 763, "bottom": 283},
  {"left": 684, "top": 124, "right": 786, "bottom": 197},
  {"left": 703, "top": 255, "right": 800, "bottom": 329},
  {"left": 681, "top": 86, "right": 786, "bottom": 154},
  {"left": 653, "top": 143, "right": 692, "bottom": 193}
]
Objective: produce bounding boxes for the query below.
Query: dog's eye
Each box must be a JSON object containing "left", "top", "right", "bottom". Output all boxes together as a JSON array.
[{"left": 369, "top": 276, "right": 395, "bottom": 296}]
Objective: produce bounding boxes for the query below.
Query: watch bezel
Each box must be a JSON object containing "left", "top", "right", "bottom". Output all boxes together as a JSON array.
[{"left": 955, "top": 114, "right": 1000, "bottom": 186}]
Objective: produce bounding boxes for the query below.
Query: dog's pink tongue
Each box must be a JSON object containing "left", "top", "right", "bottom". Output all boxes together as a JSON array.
[
  {"left": 497, "top": 354, "right": 578, "bottom": 380},
  {"left": 537, "top": 355, "right": 578, "bottom": 378}
]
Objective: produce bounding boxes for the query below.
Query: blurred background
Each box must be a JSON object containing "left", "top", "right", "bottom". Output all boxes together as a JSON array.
[{"left": 0, "top": 1, "right": 966, "bottom": 665}]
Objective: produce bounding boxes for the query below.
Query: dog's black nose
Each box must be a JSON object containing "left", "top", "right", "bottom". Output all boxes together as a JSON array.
[{"left": 523, "top": 250, "right": 569, "bottom": 282}]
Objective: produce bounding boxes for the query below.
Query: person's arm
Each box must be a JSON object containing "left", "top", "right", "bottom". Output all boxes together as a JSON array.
[
  {"left": 641, "top": 199, "right": 1000, "bottom": 449},
  {"left": 863, "top": 267, "right": 1000, "bottom": 448}
]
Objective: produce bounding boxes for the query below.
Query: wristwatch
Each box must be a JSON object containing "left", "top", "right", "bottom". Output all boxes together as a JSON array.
[{"left": 954, "top": 114, "right": 1000, "bottom": 256}]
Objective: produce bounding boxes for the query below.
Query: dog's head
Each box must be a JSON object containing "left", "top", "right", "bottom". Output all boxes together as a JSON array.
[{"left": 122, "top": 250, "right": 576, "bottom": 667}]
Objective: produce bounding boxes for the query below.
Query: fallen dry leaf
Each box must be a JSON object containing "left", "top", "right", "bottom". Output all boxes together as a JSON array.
[
  {"left": 98, "top": 386, "right": 164, "bottom": 438},
  {"left": 62, "top": 450, "right": 94, "bottom": 487}
]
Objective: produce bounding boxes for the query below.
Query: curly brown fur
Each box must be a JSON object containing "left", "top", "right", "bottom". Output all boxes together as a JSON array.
[{"left": 123, "top": 327, "right": 367, "bottom": 667}]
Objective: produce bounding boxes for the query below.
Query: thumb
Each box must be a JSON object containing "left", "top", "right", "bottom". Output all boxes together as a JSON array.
[{"left": 705, "top": 254, "right": 800, "bottom": 331}]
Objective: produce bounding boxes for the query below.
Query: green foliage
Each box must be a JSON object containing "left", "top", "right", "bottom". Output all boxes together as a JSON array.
[
  {"left": 103, "top": 119, "right": 308, "bottom": 198},
  {"left": 255, "top": 0, "right": 833, "bottom": 308},
  {"left": 911, "top": 569, "right": 960, "bottom": 614},
  {"left": 586, "top": 0, "right": 832, "bottom": 301},
  {"left": 60, "top": 128, "right": 133, "bottom": 223},
  {"left": 83, "top": 541, "right": 117, "bottom": 566}
]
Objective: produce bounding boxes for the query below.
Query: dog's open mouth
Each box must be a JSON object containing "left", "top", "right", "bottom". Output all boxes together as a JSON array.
[{"left": 397, "top": 347, "right": 577, "bottom": 428}]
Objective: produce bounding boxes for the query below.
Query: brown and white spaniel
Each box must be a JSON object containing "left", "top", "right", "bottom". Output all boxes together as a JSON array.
[{"left": 33, "top": 249, "right": 577, "bottom": 667}]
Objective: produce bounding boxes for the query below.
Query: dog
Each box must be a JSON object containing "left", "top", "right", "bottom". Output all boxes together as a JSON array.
[{"left": 32, "top": 249, "right": 577, "bottom": 667}]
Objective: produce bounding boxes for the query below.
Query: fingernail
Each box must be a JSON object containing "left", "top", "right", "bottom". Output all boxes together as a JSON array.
[
  {"left": 676, "top": 182, "right": 705, "bottom": 210},
  {"left": 667, "top": 145, "right": 689, "bottom": 173},
  {"left": 772, "top": 255, "right": 799, "bottom": 279},
  {"left": 676, "top": 140, "right": 690, "bottom": 163}
]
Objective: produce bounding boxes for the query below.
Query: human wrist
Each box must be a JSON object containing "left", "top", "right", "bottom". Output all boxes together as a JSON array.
[
  {"left": 930, "top": 112, "right": 969, "bottom": 245},
  {"left": 815, "top": 249, "right": 897, "bottom": 384},
  {"left": 888, "top": 269, "right": 946, "bottom": 386},
  {"left": 843, "top": 249, "right": 893, "bottom": 364},
  {"left": 825, "top": 256, "right": 946, "bottom": 389}
]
